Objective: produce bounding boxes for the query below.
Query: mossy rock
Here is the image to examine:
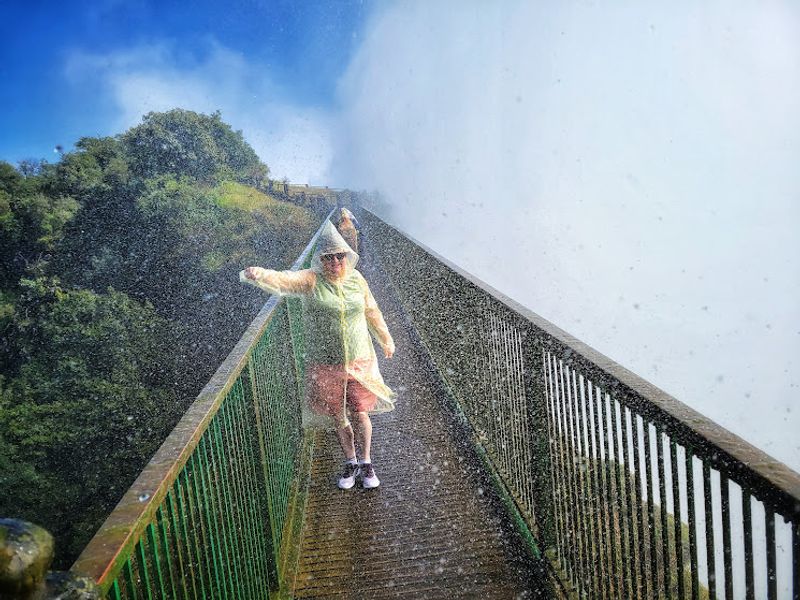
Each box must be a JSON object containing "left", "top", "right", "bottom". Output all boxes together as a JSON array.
[
  {"left": 0, "top": 519, "right": 54, "bottom": 597},
  {"left": 41, "top": 572, "right": 100, "bottom": 599}
]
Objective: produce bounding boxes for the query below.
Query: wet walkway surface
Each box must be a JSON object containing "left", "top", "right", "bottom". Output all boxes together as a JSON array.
[{"left": 292, "top": 257, "right": 549, "bottom": 599}]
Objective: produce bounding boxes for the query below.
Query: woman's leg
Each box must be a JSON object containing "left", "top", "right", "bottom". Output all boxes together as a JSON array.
[
  {"left": 353, "top": 411, "right": 372, "bottom": 463},
  {"left": 336, "top": 423, "right": 357, "bottom": 461}
]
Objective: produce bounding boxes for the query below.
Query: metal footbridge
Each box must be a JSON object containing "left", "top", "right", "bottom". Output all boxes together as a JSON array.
[{"left": 21, "top": 210, "right": 800, "bottom": 598}]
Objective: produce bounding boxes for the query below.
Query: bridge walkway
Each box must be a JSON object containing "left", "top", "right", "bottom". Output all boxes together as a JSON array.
[{"left": 291, "top": 258, "right": 548, "bottom": 599}]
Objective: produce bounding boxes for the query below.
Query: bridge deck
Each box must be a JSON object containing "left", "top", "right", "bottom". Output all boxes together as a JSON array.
[{"left": 291, "top": 257, "right": 547, "bottom": 599}]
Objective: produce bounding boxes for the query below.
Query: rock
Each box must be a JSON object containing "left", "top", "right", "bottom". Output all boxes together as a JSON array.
[
  {"left": 0, "top": 519, "right": 54, "bottom": 598},
  {"left": 41, "top": 572, "right": 101, "bottom": 599}
]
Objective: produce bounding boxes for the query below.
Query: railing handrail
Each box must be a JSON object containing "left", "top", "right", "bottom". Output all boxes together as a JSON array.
[
  {"left": 363, "top": 208, "right": 800, "bottom": 517},
  {"left": 70, "top": 211, "right": 333, "bottom": 588}
]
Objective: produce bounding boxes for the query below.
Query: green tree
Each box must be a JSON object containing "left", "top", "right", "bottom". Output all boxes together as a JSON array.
[
  {"left": 122, "top": 109, "right": 268, "bottom": 186},
  {"left": 0, "top": 109, "right": 325, "bottom": 568},
  {"left": 0, "top": 277, "right": 181, "bottom": 564},
  {"left": 0, "top": 161, "right": 80, "bottom": 289}
]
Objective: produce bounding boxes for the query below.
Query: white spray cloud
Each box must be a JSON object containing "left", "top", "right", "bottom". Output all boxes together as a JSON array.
[
  {"left": 334, "top": 1, "right": 800, "bottom": 470},
  {"left": 64, "top": 40, "right": 333, "bottom": 183}
]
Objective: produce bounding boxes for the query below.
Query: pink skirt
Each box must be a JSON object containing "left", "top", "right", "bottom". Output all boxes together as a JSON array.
[{"left": 306, "top": 361, "right": 378, "bottom": 418}]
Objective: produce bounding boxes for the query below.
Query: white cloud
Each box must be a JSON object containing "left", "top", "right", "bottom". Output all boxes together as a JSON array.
[
  {"left": 65, "top": 40, "right": 333, "bottom": 184},
  {"left": 334, "top": 1, "right": 800, "bottom": 471}
]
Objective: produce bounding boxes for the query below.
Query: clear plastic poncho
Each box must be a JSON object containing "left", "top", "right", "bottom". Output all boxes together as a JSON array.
[
  {"left": 240, "top": 221, "right": 395, "bottom": 429},
  {"left": 335, "top": 207, "right": 359, "bottom": 257}
]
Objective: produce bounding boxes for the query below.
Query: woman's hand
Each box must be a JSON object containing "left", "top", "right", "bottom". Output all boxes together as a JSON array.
[
  {"left": 244, "top": 266, "right": 262, "bottom": 280},
  {"left": 383, "top": 340, "right": 395, "bottom": 359}
]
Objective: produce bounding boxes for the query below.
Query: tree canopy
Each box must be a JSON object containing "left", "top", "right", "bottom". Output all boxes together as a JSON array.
[
  {"left": 0, "top": 108, "right": 333, "bottom": 567},
  {"left": 122, "top": 109, "right": 268, "bottom": 186}
]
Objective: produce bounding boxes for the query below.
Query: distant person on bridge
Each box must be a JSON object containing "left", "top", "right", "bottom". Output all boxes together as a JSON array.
[
  {"left": 240, "top": 220, "right": 395, "bottom": 490},
  {"left": 335, "top": 207, "right": 361, "bottom": 258}
]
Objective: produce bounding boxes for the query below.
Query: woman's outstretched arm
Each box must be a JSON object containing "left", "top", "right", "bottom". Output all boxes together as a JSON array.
[{"left": 240, "top": 267, "right": 316, "bottom": 297}]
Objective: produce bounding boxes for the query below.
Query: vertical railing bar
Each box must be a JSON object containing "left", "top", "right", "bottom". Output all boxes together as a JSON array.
[
  {"left": 516, "top": 327, "right": 536, "bottom": 518},
  {"left": 620, "top": 403, "right": 639, "bottom": 599},
  {"left": 557, "top": 358, "right": 579, "bottom": 585},
  {"left": 206, "top": 415, "right": 242, "bottom": 600},
  {"left": 262, "top": 336, "right": 286, "bottom": 552},
  {"left": 110, "top": 579, "right": 122, "bottom": 600},
  {"left": 670, "top": 440, "right": 685, "bottom": 600},
  {"left": 226, "top": 380, "right": 269, "bottom": 598},
  {"left": 176, "top": 474, "right": 201, "bottom": 600},
  {"left": 480, "top": 316, "right": 495, "bottom": 464},
  {"left": 229, "top": 382, "right": 266, "bottom": 600},
  {"left": 578, "top": 375, "right": 601, "bottom": 596},
  {"left": 237, "top": 370, "right": 277, "bottom": 596},
  {"left": 264, "top": 334, "right": 289, "bottom": 549},
  {"left": 196, "top": 436, "right": 226, "bottom": 600},
  {"left": 146, "top": 522, "right": 167, "bottom": 599},
  {"left": 743, "top": 489, "right": 755, "bottom": 600},
  {"left": 630, "top": 412, "right": 648, "bottom": 599},
  {"left": 179, "top": 469, "right": 205, "bottom": 600},
  {"left": 586, "top": 380, "right": 610, "bottom": 598},
  {"left": 574, "top": 370, "right": 594, "bottom": 594},
  {"left": 166, "top": 488, "right": 192, "bottom": 600},
  {"left": 591, "top": 384, "right": 614, "bottom": 600},
  {"left": 565, "top": 365, "right": 588, "bottom": 592},
  {"left": 230, "top": 390, "right": 267, "bottom": 600},
  {"left": 644, "top": 420, "right": 659, "bottom": 597},
  {"left": 478, "top": 320, "right": 491, "bottom": 450},
  {"left": 238, "top": 376, "right": 276, "bottom": 600},
  {"left": 189, "top": 452, "right": 216, "bottom": 598},
  {"left": 721, "top": 474, "right": 733, "bottom": 600},
  {"left": 702, "top": 462, "right": 717, "bottom": 600},
  {"left": 155, "top": 505, "right": 179, "bottom": 600},
  {"left": 215, "top": 393, "right": 255, "bottom": 599},
  {"left": 609, "top": 396, "right": 630, "bottom": 600},
  {"left": 484, "top": 315, "right": 501, "bottom": 470},
  {"left": 499, "top": 319, "right": 516, "bottom": 485},
  {"left": 135, "top": 540, "right": 153, "bottom": 600},
  {"left": 766, "top": 508, "right": 777, "bottom": 600},
  {"left": 245, "top": 355, "right": 281, "bottom": 592},
  {"left": 496, "top": 319, "right": 513, "bottom": 480},
  {"left": 221, "top": 402, "right": 254, "bottom": 600},
  {"left": 225, "top": 397, "right": 262, "bottom": 600},
  {"left": 512, "top": 324, "right": 533, "bottom": 517},
  {"left": 206, "top": 413, "right": 244, "bottom": 600},
  {"left": 792, "top": 520, "right": 799, "bottom": 600},
  {"left": 686, "top": 447, "right": 699, "bottom": 600},
  {"left": 498, "top": 319, "right": 516, "bottom": 499},
  {"left": 545, "top": 352, "right": 568, "bottom": 570},
  {"left": 123, "top": 559, "right": 138, "bottom": 600},
  {"left": 656, "top": 425, "right": 671, "bottom": 600},
  {"left": 184, "top": 459, "right": 210, "bottom": 599}
]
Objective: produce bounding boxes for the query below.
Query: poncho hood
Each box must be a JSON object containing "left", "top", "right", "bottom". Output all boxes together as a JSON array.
[
  {"left": 310, "top": 220, "right": 359, "bottom": 275},
  {"left": 337, "top": 207, "right": 359, "bottom": 228}
]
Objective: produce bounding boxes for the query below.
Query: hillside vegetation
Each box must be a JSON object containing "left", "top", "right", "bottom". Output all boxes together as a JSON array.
[{"left": 0, "top": 109, "right": 333, "bottom": 566}]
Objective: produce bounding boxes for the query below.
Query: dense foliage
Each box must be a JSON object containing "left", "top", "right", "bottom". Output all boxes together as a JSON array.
[{"left": 0, "top": 110, "right": 333, "bottom": 565}]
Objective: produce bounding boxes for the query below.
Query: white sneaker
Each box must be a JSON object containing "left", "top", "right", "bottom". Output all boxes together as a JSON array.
[
  {"left": 338, "top": 462, "right": 360, "bottom": 489},
  {"left": 361, "top": 462, "right": 380, "bottom": 489}
]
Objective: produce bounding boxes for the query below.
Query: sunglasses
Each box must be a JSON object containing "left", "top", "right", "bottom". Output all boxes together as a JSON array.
[{"left": 321, "top": 252, "right": 347, "bottom": 262}]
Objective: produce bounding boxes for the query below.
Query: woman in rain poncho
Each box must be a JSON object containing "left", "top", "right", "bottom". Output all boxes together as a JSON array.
[
  {"left": 240, "top": 221, "right": 395, "bottom": 489},
  {"left": 335, "top": 207, "right": 360, "bottom": 258}
]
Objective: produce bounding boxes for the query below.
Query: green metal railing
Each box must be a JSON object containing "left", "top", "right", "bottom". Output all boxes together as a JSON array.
[
  {"left": 68, "top": 217, "right": 328, "bottom": 599},
  {"left": 361, "top": 209, "right": 800, "bottom": 599}
]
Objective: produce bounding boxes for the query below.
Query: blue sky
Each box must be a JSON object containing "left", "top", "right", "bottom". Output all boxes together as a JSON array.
[{"left": 0, "top": 0, "right": 371, "bottom": 170}]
